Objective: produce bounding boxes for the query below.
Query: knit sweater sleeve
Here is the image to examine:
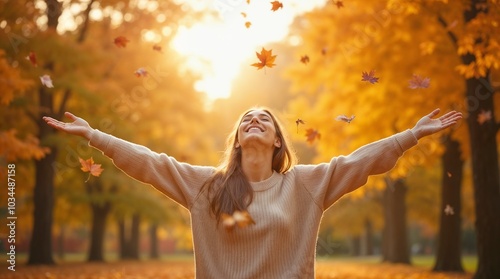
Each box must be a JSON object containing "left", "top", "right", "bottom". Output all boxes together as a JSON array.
[
  {"left": 295, "top": 129, "right": 418, "bottom": 210},
  {"left": 88, "top": 129, "right": 215, "bottom": 209}
]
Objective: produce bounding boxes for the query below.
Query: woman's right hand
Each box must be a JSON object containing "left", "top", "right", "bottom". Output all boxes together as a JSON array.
[{"left": 43, "top": 112, "right": 94, "bottom": 140}]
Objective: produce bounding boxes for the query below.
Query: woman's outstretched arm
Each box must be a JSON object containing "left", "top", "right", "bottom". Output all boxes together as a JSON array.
[
  {"left": 296, "top": 108, "right": 463, "bottom": 210},
  {"left": 43, "top": 112, "right": 215, "bottom": 209}
]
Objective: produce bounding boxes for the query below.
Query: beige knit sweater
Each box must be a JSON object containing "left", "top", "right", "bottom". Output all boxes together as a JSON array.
[{"left": 89, "top": 129, "right": 418, "bottom": 279}]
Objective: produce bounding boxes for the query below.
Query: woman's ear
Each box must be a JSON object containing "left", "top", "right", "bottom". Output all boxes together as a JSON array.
[{"left": 274, "top": 138, "right": 281, "bottom": 148}]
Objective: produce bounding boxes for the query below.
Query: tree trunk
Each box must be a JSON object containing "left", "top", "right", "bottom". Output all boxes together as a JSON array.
[
  {"left": 28, "top": 89, "right": 56, "bottom": 265},
  {"left": 382, "top": 178, "right": 410, "bottom": 264},
  {"left": 86, "top": 182, "right": 114, "bottom": 262},
  {"left": 150, "top": 223, "right": 159, "bottom": 259},
  {"left": 57, "top": 226, "right": 65, "bottom": 261},
  {"left": 130, "top": 213, "right": 140, "bottom": 259},
  {"left": 350, "top": 235, "right": 361, "bottom": 256},
  {"left": 362, "top": 218, "right": 374, "bottom": 256},
  {"left": 433, "top": 137, "right": 464, "bottom": 272},
  {"left": 118, "top": 213, "right": 141, "bottom": 260},
  {"left": 465, "top": 74, "right": 500, "bottom": 279},
  {"left": 87, "top": 202, "right": 111, "bottom": 262},
  {"left": 118, "top": 219, "right": 129, "bottom": 259}
]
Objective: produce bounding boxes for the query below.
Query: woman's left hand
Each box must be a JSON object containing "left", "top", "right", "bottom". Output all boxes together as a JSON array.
[{"left": 410, "top": 108, "right": 463, "bottom": 139}]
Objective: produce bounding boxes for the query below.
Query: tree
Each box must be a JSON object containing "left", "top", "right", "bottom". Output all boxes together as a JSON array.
[
  {"left": 283, "top": 0, "right": 469, "bottom": 266},
  {"left": 433, "top": 137, "right": 464, "bottom": 272}
]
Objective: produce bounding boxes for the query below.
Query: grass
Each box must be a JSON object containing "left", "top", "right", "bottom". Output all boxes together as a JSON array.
[{"left": 318, "top": 254, "right": 477, "bottom": 273}]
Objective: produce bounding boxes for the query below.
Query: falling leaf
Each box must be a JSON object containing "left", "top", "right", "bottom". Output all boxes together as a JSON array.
[
  {"left": 305, "top": 128, "right": 320, "bottom": 144},
  {"left": 300, "top": 55, "right": 310, "bottom": 64},
  {"left": 270, "top": 1, "right": 283, "bottom": 11},
  {"left": 246, "top": 0, "right": 250, "bottom": 3},
  {"left": 79, "top": 157, "right": 104, "bottom": 182},
  {"left": 296, "top": 118, "right": 305, "bottom": 133},
  {"left": 40, "top": 75, "right": 54, "bottom": 88},
  {"left": 332, "top": 0, "right": 344, "bottom": 8},
  {"left": 134, "top": 67, "right": 148, "bottom": 77},
  {"left": 114, "top": 36, "right": 129, "bottom": 48},
  {"left": 447, "top": 171, "right": 452, "bottom": 178},
  {"left": 336, "top": 114, "right": 355, "bottom": 123},
  {"left": 361, "top": 70, "right": 379, "bottom": 84},
  {"left": 241, "top": 12, "right": 247, "bottom": 18},
  {"left": 221, "top": 210, "right": 255, "bottom": 231},
  {"left": 408, "top": 74, "right": 430, "bottom": 89},
  {"left": 477, "top": 110, "right": 492, "bottom": 125},
  {"left": 444, "top": 204, "right": 454, "bottom": 215},
  {"left": 446, "top": 20, "right": 458, "bottom": 31},
  {"left": 321, "top": 47, "right": 328, "bottom": 55},
  {"left": 152, "top": 45, "right": 162, "bottom": 53},
  {"left": 26, "top": 51, "right": 37, "bottom": 67},
  {"left": 251, "top": 48, "right": 277, "bottom": 70},
  {"left": 245, "top": 21, "right": 252, "bottom": 28}
]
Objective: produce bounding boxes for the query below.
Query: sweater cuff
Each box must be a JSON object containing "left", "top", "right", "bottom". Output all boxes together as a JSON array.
[
  {"left": 395, "top": 129, "right": 418, "bottom": 153},
  {"left": 88, "top": 129, "right": 112, "bottom": 153}
]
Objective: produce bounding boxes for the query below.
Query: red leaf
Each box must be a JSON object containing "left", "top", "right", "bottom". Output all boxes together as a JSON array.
[
  {"left": 26, "top": 51, "right": 37, "bottom": 67},
  {"left": 114, "top": 36, "right": 129, "bottom": 48},
  {"left": 305, "top": 128, "right": 320, "bottom": 144},
  {"left": 361, "top": 70, "right": 379, "bottom": 84},
  {"left": 408, "top": 74, "right": 430, "bottom": 89}
]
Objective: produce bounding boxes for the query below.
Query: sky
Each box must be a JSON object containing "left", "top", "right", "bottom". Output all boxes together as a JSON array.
[{"left": 171, "top": 0, "right": 326, "bottom": 100}]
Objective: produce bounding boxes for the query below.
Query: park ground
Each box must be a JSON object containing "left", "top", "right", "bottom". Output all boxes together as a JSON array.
[{"left": 0, "top": 255, "right": 476, "bottom": 279}]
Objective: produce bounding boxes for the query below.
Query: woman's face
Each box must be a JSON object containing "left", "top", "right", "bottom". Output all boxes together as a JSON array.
[{"left": 237, "top": 109, "right": 281, "bottom": 149}]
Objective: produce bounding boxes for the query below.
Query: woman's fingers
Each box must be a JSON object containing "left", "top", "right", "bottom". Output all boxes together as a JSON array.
[{"left": 64, "top": 111, "right": 78, "bottom": 121}]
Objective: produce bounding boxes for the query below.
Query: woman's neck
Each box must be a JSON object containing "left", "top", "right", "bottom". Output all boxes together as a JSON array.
[{"left": 240, "top": 148, "right": 274, "bottom": 182}]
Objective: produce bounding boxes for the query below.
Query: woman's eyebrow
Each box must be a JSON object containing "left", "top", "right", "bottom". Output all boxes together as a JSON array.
[{"left": 243, "top": 113, "right": 271, "bottom": 119}]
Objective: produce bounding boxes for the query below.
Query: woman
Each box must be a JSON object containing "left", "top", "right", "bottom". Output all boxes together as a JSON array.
[{"left": 43, "top": 107, "right": 462, "bottom": 278}]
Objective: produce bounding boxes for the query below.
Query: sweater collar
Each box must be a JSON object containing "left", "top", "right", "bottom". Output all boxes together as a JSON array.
[{"left": 250, "top": 171, "right": 281, "bottom": 192}]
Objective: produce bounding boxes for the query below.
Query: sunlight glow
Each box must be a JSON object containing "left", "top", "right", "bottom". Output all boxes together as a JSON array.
[{"left": 171, "top": 0, "right": 325, "bottom": 101}]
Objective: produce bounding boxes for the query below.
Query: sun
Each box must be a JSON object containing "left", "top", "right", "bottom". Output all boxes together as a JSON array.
[{"left": 171, "top": 1, "right": 325, "bottom": 102}]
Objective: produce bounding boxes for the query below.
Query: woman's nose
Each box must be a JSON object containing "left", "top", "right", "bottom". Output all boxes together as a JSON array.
[{"left": 250, "top": 117, "right": 260, "bottom": 123}]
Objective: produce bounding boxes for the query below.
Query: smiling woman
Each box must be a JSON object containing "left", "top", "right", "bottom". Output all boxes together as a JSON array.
[{"left": 170, "top": 0, "right": 325, "bottom": 102}]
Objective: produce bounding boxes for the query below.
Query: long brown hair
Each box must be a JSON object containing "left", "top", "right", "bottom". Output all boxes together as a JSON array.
[{"left": 203, "top": 107, "right": 297, "bottom": 223}]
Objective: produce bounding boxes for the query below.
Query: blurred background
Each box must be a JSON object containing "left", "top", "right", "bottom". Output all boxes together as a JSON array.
[{"left": 0, "top": 0, "right": 499, "bottom": 277}]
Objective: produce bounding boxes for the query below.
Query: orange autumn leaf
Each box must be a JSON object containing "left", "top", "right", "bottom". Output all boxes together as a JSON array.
[
  {"left": 251, "top": 48, "right": 277, "bottom": 70},
  {"left": 221, "top": 210, "right": 255, "bottom": 231},
  {"left": 79, "top": 157, "right": 103, "bottom": 182},
  {"left": 114, "top": 36, "right": 129, "bottom": 48},
  {"left": 477, "top": 110, "right": 492, "bottom": 125},
  {"left": 245, "top": 21, "right": 252, "bottom": 28},
  {"left": 332, "top": 0, "right": 344, "bottom": 8},
  {"left": 270, "top": 1, "right": 283, "bottom": 11},
  {"left": 305, "top": 128, "right": 320, "bottom": 144},
  {"left": 300, "top": 55, "right": 310, "bottom": 64},
  {"left": 152, "top": 45, "right": 163, "bottom": 53}
]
